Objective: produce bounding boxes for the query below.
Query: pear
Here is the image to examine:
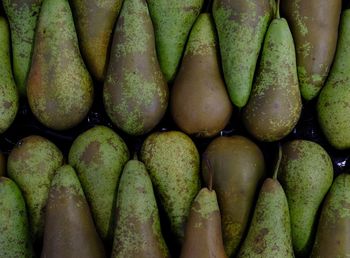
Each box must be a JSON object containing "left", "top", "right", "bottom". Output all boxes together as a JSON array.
[
  {"left": 103, "top": 0, "right": 168, "bottom": 136},
  {"left": 0, "top": 152, "right": 5, "bottom": 176},
  {"left": 242, "top": 4, "right": 302, "bottom": 142},
  {"left": 170, "top": 13, "right": 232, "bottom": 137},
  {"left": 7, "top": 135, "right": 63, "bottom": 241},
  {"left": 202, "top": 135, "right": 265, "bottom": 257},
  {"left": 0, "top": 177, "right": 33, "bottom": 258},
  {"left": 0, "top": 16, "right": 18, "bottom": 134},
  {"left": 27, "top": 0, "right": 94, "bottom": 130},
  {"left": 317, "top": 9, "right": 350, "bottom": 150},
  {"left": 237, "top": 178, "right": 294, "bottom": 258},
  {"left": 141, "top": 131, "right": 200, "bottom": 242},
  {"left": 213, "top": 0, "right": 275, "bottom": 107},
  {"left": 111, "top": 158, "right": 169, "bottom": 258},
  {"left": 69, "top": 125, "right": 129, "bottom": 241},
  {"left": 70, "top": 0, "right": 123, "bottom": 81},
  {"left": 147, "top": 0, "right": 203, "bottom": 82},
  {"left": 281, "top": 0, "right": 342, "bottom": 101},
  {"left": 41, "top": 165, "right": 106, "bottom": 258},
  {"left": 278, "top": 140, "right": 333, "bottom": 256},
  {"left": 310, "top": 173, "right": 350, "bottom": 257},
  {"left": 3, "top": 0, "right": 42, "bottom": 96}
]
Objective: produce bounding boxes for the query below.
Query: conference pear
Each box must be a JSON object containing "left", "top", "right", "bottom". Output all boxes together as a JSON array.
[
  {"left": 213, "top": 0, "right": 275, "bottom": 107},
  {"left": 41, "top": 165, "right": 106, "bottom": 258},
  {"left": 0, "top": 16, "right": 18, "bottom": 134},
  {"left": 141, "top": 131, "right": 200, "bottom": 242},
  {"left": 317, "top": 9, "right": 350, "bottom": 150},
  {"left": 70, "top": 0, "right": 123, "bottom": 81},
  {"left": 281, "top": 0, "right": 342, "bottom": 100},
  {"left": 243, "top": 4, "right": 302, "bottom": 142},
  {"left": 27, "top": 0, "right": 94, "bottom": 130},
  {"left": 104, "top": 0, "right": 168, "bottom": 136},
  {"left": 3, "top": 0, "right": 42, "bottom": 96},
  {"left": 202, "top": 135, "right": 265, "bottom": 257},
  {"left": 147, "top": 0, "right": 203, "bottom": 82},
  {"left": 170, "top": 13, "right": 232, "bottom": 137}
]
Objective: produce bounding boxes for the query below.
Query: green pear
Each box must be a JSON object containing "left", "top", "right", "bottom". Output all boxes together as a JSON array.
[
  {"left": 242, "top": 5, "right": 302, "bottom": 142},
  {"left": 317, "top": 9, "right": 350, "bottom": 150},
  {"left": 147, "top": 0, "right": 203, "bottom": 82},
  {"left": 237, "top": 178, "right": 294, "bottom": 258},
  {"left": 111, "top": 158, "right": 169, "bottom": 258},
  {"left": 70, "top": 0, "right": 123, "bottom": 81},
  {"left": 69, "top": 125, "right": 129, "bottom": 241},
  {"left": 213, "top": 0, "right": 275, "bottom": 107},
  {"left": 0, "top": 177, "right": 33, "bottom": 258},
  {"left": 27, "top": 0, "right": 94, "bottom": 130},
  {"left": 202, "top": 135, "right": 265, "bottom": 257},
  {"left": 278, "top": 140, "right": 333, "bottom": 256},
  {"left": 3, "top": 0, "right": 42, "bottom": 96},
  {"left": 311, "top": 173, "right": 350, "bottom": 257},
  {"left": 7, "top": 135, "right": 63, "bottom": 242},
  {"left": 103, "top": 0, "right": 168, "bottom": 136},
  {"left": 281, "top": 0, "right": 342, "bottom": 101},
  {"left": 141, "top": 131, "right": 200, "bottom": 242},
  {"left": 0, "top": 16, "right": 18, "bottom": 134},
  {"left": 41, "top": 165, "right": 106, "bottom": 258},
  {"left": 170, "top": 13, "right": 232, "bottom": 137}
]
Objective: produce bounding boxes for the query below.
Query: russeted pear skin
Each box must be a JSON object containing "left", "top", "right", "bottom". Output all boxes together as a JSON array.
[
  {"left": 278, "top": 140, "right": 333, "bottom": 256},
  {"left": 141, "top": 131, "right": 200, "bottom": 242},
  {"left": 7, "top": 135, "right": 63, "bottom": 241},
  {"left": 202, "top": 136, "right": 265, "bottom": 257},
  {"left": 147, "top": 0, "right": 203, "bottom": 82},
  {"left": 213, "top": 0, "right": 275, "bottom": 107},
  {"left": 281, "top": 0, "right": 342, "bottom": 101},
  {"left": 70, "top": 0, "right": 123, "bottom": 81},
  {"left": 171, "top": 14, "right": 232, "bottom": 137},
  {"left": 0, "top": 177, "right": 33, "bottom": 258},
  {"left": 238, "top": 178, "right": 294, "bottom": 258},
  {"left": 2, "top": 0, "right": 42, "bottom": 96},
  {"left": 68, "top": 126, "right": 130, "bottom": 240},
  {"left": 41, "top": 165, "right": 106, "bottom": 258},
  {"left": 103, "top": 0, "right": 168, "bottom": 136},
  {"left": 0, "top": 152, "right": 5, "bottom": 176},
  {"left": 111, "top": 159, "right": 170, "bottom": 258},
  {"left": 311, "top": 174, "right": 350, "bottom": 258},
  {"left": 180, "top": 188, "right": 227, "bottom": 258},
  {"left": 317, "top": 9, "right": 350, "bottom": 150},
  {"left": 0, "top": 16, "right": 18, "bottom": 134},
  {"left": 243, "top": 14, "right": 302, "bottom": 142},
  {"left": 27, "top": 0, "right": 93, "bottom": 130}
]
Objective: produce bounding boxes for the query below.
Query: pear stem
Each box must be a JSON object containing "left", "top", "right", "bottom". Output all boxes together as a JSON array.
[
  {"left": 133, "top": 152, "right": 138, "bottom": 161},
  {"left": 204, "top": 155, "right": 214, "bottom": 191},
  {"left": 276, "top": 0, "right": 281, "bottom": 19},
  {"left": 273, "top": 143, "right": 282, "bottom": 180}
]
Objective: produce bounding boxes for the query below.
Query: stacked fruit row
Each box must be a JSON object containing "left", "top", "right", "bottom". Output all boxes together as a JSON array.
[{"left": 1, "top": 0, "right": 350, "bottom": 257}]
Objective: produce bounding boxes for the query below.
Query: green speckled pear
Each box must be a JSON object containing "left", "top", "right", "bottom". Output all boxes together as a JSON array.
[
  {"left": 68, "top": 126, "right": 129, "bottom": 240},
  {"left": 111, "top": 158, "right": 170, "bottom": 258},
  {"left": 0, "top": 177, "right": 33, "bottom": 258},
  {"left": 0, "top": 16, "right": 18, "bottom": 134},
  {"left": 7, "top": 135, "right": 63, "bottom": 242},
  {"left": 243, "top": 5, "right": 302, "bottom": 142},
  {"left": 238, "top": 178, "right": 294, "bottom": 258},
  {"left": 213, "top": 0, "right": 275, "bottom": 107},
  {"left": 27, "top": 0, "right": 94, "bottom": 130},
  {"left": 147, "top": 0, "right": 203, "bottom": 82},
  {"left": 278, "top": 140, "right": 333, "bottom": 256},
  {"left": 103, "top": 0, "right": 168, "bottom": 136},
  {"left": 70, "top": 0, "right": 123, "bottom": 81},
  {"left": 141, "top": 131, "right": 200, "bottom": 242},
  {"left": 170, "top": 13, "right": 232, "bottom": 137},
  {"left": 41, "top": 165, "right": 106, "bottom": 258},
  {"left": 317, "top": 9, "right": 350, "bottom": 150},
  {"left": 311, "top": 173, "right": 350, "bottom": 257},
  {"left": 2, "top": 0, "right": 42, "bottom": 96}
]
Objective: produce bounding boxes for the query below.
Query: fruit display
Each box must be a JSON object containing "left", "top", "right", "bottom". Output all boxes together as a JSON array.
[{"left": 1, "top": 0, "right": 350, "bottom": 257}]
